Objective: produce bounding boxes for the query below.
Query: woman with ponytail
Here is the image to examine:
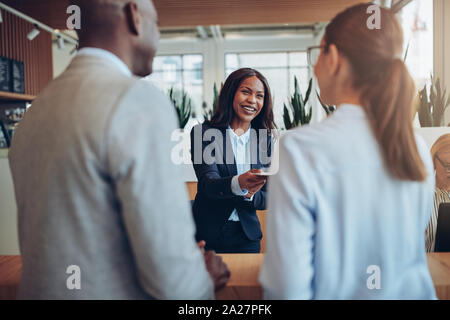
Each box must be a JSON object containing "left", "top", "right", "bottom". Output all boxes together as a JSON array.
[{"left": 260, "top": 3, "right": 436, "bottom": 299}]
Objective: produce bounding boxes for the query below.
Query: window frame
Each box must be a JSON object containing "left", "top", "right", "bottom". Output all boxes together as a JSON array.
[{"left": 224, "top": 50, "right": 311, "bottom": 97}]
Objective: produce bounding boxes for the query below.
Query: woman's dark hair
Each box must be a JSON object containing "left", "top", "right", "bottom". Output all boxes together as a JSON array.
[{"left": 207, "top": 68, "right": 275, "bottom": 133}]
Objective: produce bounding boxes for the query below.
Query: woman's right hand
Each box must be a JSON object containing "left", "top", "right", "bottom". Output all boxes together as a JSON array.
[{"left": 238, "top": 169, "right": 267, "bottom": 194}]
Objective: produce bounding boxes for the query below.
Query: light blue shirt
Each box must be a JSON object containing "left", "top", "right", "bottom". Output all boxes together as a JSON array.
[
  {"left": 259, "top": 104, "right": 437, "bottom": 299},
  {"left": 228, "top": 126, "right": 253, "bottom": 221}
]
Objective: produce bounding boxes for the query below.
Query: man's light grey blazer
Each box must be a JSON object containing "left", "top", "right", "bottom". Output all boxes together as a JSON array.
[{"left": 8, "top": 53, "right": 213, "bottom": 299}]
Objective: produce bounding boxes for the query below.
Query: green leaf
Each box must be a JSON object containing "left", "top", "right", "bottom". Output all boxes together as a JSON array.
[
  {"left": 418, "top": 84, "right": 432, "bottom": 127},
  {"left": 303, "top": 79, "right": 312, "bottom": 106},
  {"left": 284, "top": 75, "right": 314, "bottom": 128},
  {"left": 168, "top": 86, "right": 192, "bottom": 129},
  {"left": 403, "top": 41, "right": 410, "bottom": 62},
  {"left": 283, "top": 103, "right": 293, "bottom": 130}
]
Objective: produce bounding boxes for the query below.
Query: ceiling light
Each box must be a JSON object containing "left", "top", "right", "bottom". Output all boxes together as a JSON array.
[
  {"left": 57, "top": 36, "right": 65, "bottom": 50},
  {"left": 27, "top": 25, "right": 40, "bottom": 41},
  {"left": 196, "top": 26, "right": 208, "bottom": 39}
]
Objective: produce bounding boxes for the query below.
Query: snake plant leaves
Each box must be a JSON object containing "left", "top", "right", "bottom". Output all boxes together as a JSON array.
[
  {"left": 418, "top": 85, "right": 432, "bottom": 127},
  {"left": 418, "top": 75, "right": 450, "bottom": 127},
  {"left": 282, "top": 76, "right": 313, "bottom": 129},
  {"left": 203, "top": 82, "right": 222, "bottom": 122},
  {"left": 283, "top": 103, "right": 293, "bottom": 130},
  {"left": 168, "top": 86, "right": 192, "bottom": 129}
]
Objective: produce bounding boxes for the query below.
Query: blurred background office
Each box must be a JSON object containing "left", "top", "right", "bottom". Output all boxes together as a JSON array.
[{"left": 0, "top": 0, "right": 449, "bottom": 255}]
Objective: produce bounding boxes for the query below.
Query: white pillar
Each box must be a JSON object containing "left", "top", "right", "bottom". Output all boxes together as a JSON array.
[{"left": 434, "top": 0, "right": 450, "bottom": 125}]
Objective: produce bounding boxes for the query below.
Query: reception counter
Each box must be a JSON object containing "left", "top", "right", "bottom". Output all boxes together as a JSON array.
[
  {"left": 1, "top": 253, "right": 450, "bottom": 300},
  {"left": 218, "top": 253, "right": 450, "bottom": 300}
]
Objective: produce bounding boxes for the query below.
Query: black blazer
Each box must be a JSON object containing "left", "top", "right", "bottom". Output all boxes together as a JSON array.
[{"left": 190, "top": 123, "right": 272, "bottom": 248}]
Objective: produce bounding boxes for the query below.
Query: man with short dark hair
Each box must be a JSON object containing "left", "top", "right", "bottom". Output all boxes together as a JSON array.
[{"left": 9, "top": 0, "right": 229, "bottom": 299}]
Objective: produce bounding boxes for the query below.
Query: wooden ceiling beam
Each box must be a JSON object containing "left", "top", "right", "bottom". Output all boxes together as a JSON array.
[
  {"left": 153, "top": 0, "right": 362, "bottom": 27},
  {"left": 1, "top": 0, "right": 362, "bottom": 29}
]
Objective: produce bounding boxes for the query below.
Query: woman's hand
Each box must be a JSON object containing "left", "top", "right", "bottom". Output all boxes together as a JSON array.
[
  {"left": 238, "top": 169, "right": 267, "bottom": 194},
  {"left": 245, "top": 191, "right": 255, "bottom": 199}
]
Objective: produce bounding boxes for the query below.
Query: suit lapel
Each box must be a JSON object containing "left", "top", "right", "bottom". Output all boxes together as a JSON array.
[
  {"left": 251, "top": 128, "right": 262, "bottom": 170},
  {"left": 222, "top": 127, "right": 237, "bottom": 177}
]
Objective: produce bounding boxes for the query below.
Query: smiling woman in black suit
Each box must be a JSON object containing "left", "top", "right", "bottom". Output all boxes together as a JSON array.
[{"left": 190, "top": 68, "right": 275, "bottom": 253}]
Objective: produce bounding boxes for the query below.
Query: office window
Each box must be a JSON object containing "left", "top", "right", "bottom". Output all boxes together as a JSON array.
[
  {"left": 146, "top": 54, "right": 203, "bottom": 118},
  {"left": 225, "top": 52, "right": 309, "bottom": 128},
  {"left": 399, "top": 0, "right": 433, "bottom": 89}
]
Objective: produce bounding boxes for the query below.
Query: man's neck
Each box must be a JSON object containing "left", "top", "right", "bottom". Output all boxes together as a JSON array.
[{"left": 79, "top": 42, "right": 133, "bottom": 74}]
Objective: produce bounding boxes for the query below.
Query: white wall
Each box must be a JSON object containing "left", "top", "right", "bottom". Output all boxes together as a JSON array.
[
  {"left": 0, "top": 158, "right": 19, "bottom": 255},
  {"left": 416, "top": 127, "right": 450, "bottom": 148},
  {"left": 52, "top": 31, "right": 78, "bottom": 78},
  {"left": 53, "top": 43, "right": 75, "bottom": 79}
]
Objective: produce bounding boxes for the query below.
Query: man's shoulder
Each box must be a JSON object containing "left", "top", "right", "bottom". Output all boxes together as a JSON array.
[
  {"left": 118, "top": 79, "right": 170, "bottom": 108},
  {"left": 110, "top": 79, "right": 178, "bottom": 134}
]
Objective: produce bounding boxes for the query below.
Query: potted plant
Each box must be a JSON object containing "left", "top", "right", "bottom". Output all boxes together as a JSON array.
[
  {"left": 415, "top": 75, "right": 450, "bottom": 149},
  {"left": 202, "top": 82, "right": 221, "bottom": 122},
  {"left": 282, "top": 76, "right": 313, "bottom": 130},
  {"left": 168, "top": 87, "right": 195, "bottom": 180},
  {"left": 418, "top": 75, "right": 450, "bottom": 128},
  {"left": 168, "top": 87, "right": 192, "bottom": 129}
]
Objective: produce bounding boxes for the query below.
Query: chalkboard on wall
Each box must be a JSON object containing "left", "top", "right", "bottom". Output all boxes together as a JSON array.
[
  {"left": 0, "top": 57, "right": 11, "bottom": 92},
  {"left": 11, "top": 60, "right": 25, "bottom": 94}
]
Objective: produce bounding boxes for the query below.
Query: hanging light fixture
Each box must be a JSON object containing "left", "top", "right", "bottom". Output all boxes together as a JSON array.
[
  {"left": 0, "top": 2, "right": 78, "bottom": 46},
  {"left": 27, "top": 24, "right": 40, "bottom": 41},
  {"left": 57, "top": 36, "right": 65, "bottom": 50}
]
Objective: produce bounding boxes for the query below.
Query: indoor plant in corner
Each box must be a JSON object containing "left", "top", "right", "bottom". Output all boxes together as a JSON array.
[
  {"left": 418, "top": 75, "right": 450, "bottom": 128},
  {"left": 168, "top": 86, "right": 193, "bottom": 129},
  {"left": 168, "top": 87, "right": 193, "bottom": 176},
  {"left": 282, "top": 76, "right": 313, "bottom": 130},
  {"left": 202, "top": 82, "right": 221, "bottom": 122},
  {"left": 416, "top": 75, "right": 450, "bottom": 148}
]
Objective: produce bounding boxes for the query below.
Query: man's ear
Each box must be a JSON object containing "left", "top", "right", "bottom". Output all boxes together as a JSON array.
[
  {"left": 326, "top": 44, "right": 341, "bottom": 77},
  {"left": 124, "top": 2, "right": 141, "bottom": 36}
]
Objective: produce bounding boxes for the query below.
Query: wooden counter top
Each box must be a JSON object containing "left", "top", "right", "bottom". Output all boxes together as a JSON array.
[
  {"left": 0, "top": 256, "right": 22, "bottom": 300},
  {"left": 1, "top": 254, "right": 450, "bottom": 300}
]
